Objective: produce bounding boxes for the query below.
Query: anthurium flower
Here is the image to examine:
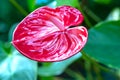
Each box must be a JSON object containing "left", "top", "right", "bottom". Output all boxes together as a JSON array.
[{"left": 12, "top": 6, "right": 88, "bottom": 62}]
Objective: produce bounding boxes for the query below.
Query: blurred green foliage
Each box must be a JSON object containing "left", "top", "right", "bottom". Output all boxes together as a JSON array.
[{"left": 0, "top": 0, "right": 120, "bottom": 80}]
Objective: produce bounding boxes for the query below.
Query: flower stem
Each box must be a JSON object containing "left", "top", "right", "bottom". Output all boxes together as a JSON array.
[
  {"left": 65, "top": 69, "right": 85, "bottom": 80},
  {"left": 82, "top": 6, "right": 102, "bottom": 23},
  {"left": 9, "top": 0, "right": 28, "bottom": 16},
  {"left": 93, "top": 64, "right": 103, "bottom": 80},
  {"left": 81, "top": 51, "right": 106, "bottom": 80},
  {"left": 81, "top": 0, "right": 102, "bottom": 23},
  {"left": 84, "top": 59, "right": 93, "bottom": 80},
  {"left": 81, "top": 50, "right": 113, "bottom": 72},
  {"left": 76, "top": 2, "right": 93, "bottom": 28}
]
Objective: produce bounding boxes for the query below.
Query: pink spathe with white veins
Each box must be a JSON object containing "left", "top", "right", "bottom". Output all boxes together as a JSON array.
[{"left": 12, "top": 6, "right": 88, "bottom": 62}]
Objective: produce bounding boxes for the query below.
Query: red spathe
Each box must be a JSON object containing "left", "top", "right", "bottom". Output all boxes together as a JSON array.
[{"left": 12, "top": 6, "right": 88, "bottom": 62}]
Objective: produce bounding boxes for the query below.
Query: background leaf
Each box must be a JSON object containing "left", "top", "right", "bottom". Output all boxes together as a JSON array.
[
  {"left": 38, "top": 53, "right": 82, "bottom": 76},
  {"left": 84, "top": 20, "right": 120, "bottom": 69},
  {"left": 56, "top": 0, "right": 79, "bottom": 7},
  {"left": 0, "top": 49, "right": 37, "bottom": 80},
  {"left": 27, "top": 0, "right": 36, "bottom": 11},
  {"left": 56, "top": 0, "right": 73, "bottom": 6},
  {"left": 27, "top": 0, "right": 55, "bottom": 11}
]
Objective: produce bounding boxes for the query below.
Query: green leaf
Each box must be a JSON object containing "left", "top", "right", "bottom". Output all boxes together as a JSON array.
[
  {"left": 27, "top": 0, "right": 55, "bottom": 11},
  {"left": 27, "top": 0, "right": 36, "bottom": 11},
  {"left": 56, "top": 0, "right": 73, "bottom": 6},
  {"left": 84, "top": 20, "right": 120, "bottom": 69},
  {"left": 38, "top": 53, "right": 82, "bottom": 76},
  {"left": 0, "top": 49, "right": 37, "bottom": 80},
  {"left": 56, "top": 0, "right": 79, "bottom": 7}
]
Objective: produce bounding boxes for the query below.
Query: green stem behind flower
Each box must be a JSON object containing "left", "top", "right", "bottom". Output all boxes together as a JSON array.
[{"left": 9, "top": 0, "right": 28, "bottom": 16}]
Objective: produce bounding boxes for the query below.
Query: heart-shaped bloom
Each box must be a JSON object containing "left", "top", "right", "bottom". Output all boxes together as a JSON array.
[{"left": 12, "top": 6, "right": 88, "bottom": 62}]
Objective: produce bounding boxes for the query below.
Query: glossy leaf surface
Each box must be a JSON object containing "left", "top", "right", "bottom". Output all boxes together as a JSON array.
[
  {"left": 84, "top": 20, "right": 120, "bottom": 69},
  {"left": 12, "top": 6, "right": 88, "bottom": 62}
]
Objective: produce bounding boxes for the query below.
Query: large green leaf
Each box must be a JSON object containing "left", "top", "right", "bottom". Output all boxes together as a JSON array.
[
  {"left": 0, "top": 49, "right": 37, "bottom": 80},
  {"left": 38, "top": 53, "right": 82, "bottom": 76},
  {"left": 84, "top": 20, "right": 120, "bottom": 69}
]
